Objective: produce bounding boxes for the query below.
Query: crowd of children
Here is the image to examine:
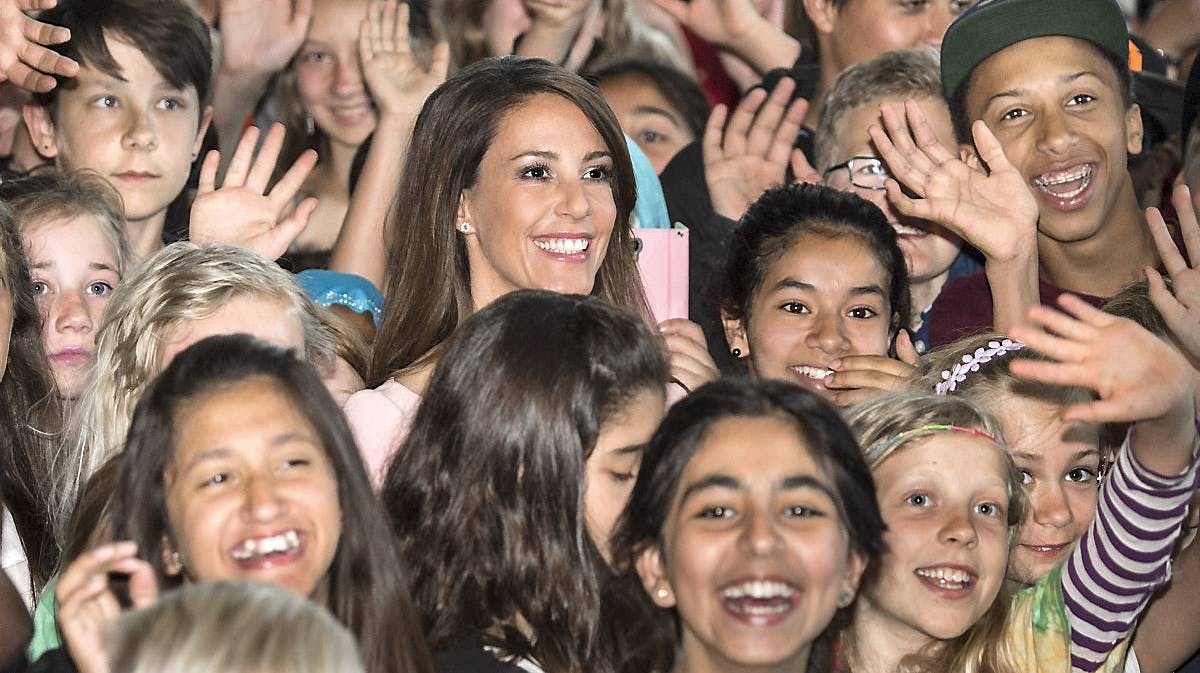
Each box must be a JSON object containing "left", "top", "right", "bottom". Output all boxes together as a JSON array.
[{"left": 0, "top": 0, "right": 1198, "bottom": 671}]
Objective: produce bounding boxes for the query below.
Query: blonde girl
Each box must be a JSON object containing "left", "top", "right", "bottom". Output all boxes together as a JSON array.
[
  {"left": 2, "top": 171, "right": 133, "bottom": 401},
  {"left": 839, "top": 295, "right": 1200, "bottom": 673}
]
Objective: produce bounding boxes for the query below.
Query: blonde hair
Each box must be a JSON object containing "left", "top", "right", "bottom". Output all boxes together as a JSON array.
[
  {"left": 51, "top": 243, "right": 336, "bottom": 543},
  {"left": 6, "top": 169, "right": 133, "bottom": 277},
  {"left": 842, "top": 392, "right": 1023, "bottom": 673},
  {"left": 110, "top": 581, "right": 365, "bottom": 673}
]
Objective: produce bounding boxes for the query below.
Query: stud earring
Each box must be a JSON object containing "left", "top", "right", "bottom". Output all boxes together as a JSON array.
[
  {"left": 457, "top": 221, "right": 472, "bottom": 234},
  {"left": 730, "top": 347, "right": 742, "bottom": 358},
  {"left": 837, "top": 590, "right": 853, "bottom": 608},
  {"left": 655, "top": 586, "right": 670, "bottom": 600},
  {"left": 305, "top": 113, "right": 316, "bottom": 136}
]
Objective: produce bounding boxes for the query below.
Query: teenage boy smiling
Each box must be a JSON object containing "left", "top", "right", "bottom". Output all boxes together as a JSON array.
[
  {"left": 22, "top": 0, "right": 213, "bottom": 260},
  {"left": 922, "top": 0, "right": 1170, "bottom": 346}
]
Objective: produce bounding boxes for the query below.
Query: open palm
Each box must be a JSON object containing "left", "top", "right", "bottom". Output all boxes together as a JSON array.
[
  {"left": 359, "top": 0, "right": 449, "bottom": 122},
  {"left": 870, "top": 100, "right": 1039, "bottom": 265}
]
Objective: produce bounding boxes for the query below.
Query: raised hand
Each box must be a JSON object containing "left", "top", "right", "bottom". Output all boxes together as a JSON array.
[
  {"left": 190, "top": 123, "right": 318, "bottom": 260},
  {"left": 1009, "top": 294, "right": 1195, "bottom": 429},
  {"left": 869, "top": 100, "right": 1039, "bottom": 265},
  {"left": 659, "top": 318, "right": 720, "bottom": 393},
  {"left": 359, "top": 0, "right": 449, "bottom": 123},
  {"left": 649, "top": 0, "right": 765, "bottom": 50},
  {"left": 825, "top": 330, "right": 921, "bottom": 406},
  {"left": 216, "top": 0, "right": 312, "bottom": 77},
  {"left": 704, "top": 78, "right": 808, "bottom": 221},
  {"left": 0, "top": 0, "right": 77, "bottom": 93},
  {"left": 57, "top": 542, "right": 159, "bottom": 673},
  {"left": 1146, "top": 183, "right": 1200, "bottom": 370}
]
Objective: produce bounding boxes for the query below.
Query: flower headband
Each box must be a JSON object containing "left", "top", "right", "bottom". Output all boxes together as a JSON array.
[
  {"left": 863, "top": 424, "right": 1001, "bottom": 462},
  {"left": 934, "top": 339, "right": 1025, "bottom": 395}
]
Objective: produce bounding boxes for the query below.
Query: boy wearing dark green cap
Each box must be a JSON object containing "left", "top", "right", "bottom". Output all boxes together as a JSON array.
[{"left": 922, "top": 0, "right": 1171, "bottom": 346}]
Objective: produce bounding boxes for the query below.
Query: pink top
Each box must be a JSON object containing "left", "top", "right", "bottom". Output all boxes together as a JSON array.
[{"left": 343, "top": 378, "right": 421, "bottom": 488}]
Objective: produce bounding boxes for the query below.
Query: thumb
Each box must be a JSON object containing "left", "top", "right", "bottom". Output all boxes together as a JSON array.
[
  {"left": 260, "top": 197, "right": 317, "bottom": 260},
  {"left": 895, "top": 329, "right": 920, "bottom": 365}
]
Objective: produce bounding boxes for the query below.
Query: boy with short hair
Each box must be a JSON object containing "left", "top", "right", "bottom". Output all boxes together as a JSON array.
[
  {"left": 21, "top": 0, "right": 213, "bottom": 259},
  {"left": 814, "top": 47, "right": 980, "bottom": 352},
  {"left": 913, "top": 0, "right": 1169, "bottom": 346}
]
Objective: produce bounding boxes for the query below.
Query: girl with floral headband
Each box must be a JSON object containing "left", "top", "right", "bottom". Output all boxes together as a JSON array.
[{"left": 838, "top": 293, "right": 1199, "bottom": 673}]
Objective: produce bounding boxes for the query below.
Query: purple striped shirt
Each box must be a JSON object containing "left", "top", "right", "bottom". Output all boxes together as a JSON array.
[{"left": 1063, "top": 424, "right": 1200, "bottom": 672}]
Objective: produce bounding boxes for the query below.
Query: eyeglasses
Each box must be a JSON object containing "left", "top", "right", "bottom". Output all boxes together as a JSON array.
[{"left": 823, "top": 156, "right": 889, "bottom": 191}]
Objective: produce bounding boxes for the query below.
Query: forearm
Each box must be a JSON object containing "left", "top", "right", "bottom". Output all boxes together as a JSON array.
[
  {"left": 514, "top": 21, "right": 580, "bottom": 65},
  {"left": 719, "top": 21, "right": 800, "bottom": 76},
  {"left": 327, "top": 114, "right": 413, "bottom": 290},
  {"left": 1063, "top": 425, "right": 1200, "bottom": 672},
  {"left": 211, "top": 68, "right": 274, "bottom": 161},
  {"left": 987, "top": 252, "right": 1039, "bottom": 333},
  {"left": 1131, "top": 533, "right": 1200, "bottom": 673}
]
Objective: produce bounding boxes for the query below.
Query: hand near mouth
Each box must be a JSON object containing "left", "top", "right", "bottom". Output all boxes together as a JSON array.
[
  {"left": 824, "top": 331, "right": 920, "bottom": 406},
  {"left": 869, "top": 100, "right": 1038, "bottom": 267}
]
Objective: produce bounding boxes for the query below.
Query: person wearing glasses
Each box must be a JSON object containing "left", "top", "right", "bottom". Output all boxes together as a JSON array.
[{"left": 813, "top": 48, "right": 980, "bottom": 352}]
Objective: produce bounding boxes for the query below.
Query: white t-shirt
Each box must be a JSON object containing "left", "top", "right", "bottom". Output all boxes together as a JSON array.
[{"left": 1, "top": 508, "right": 32, "bottom": 611}]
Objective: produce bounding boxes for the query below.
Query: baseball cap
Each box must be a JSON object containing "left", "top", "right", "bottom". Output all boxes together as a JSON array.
[{"left": 941, "top": 0, "right": 1129, "bottom": 100}]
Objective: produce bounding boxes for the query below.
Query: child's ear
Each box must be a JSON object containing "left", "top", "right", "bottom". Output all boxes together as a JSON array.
[
  {"left": 23, "top": 104, "right": 58, "bottom": 160},
  {"left": 635, "top": 546, "right": 676, "bottom": 609},
  {"left": 192, "top": 106, "right": 214, "bottom": 162},
  {"left": 801, "top": 0, "right": 837, "bottom": 35},
  {"left": 721, "top": 310, "right": 749, "bottom": 360},
  {"left": 1125, "top": 103, "right": 1144, "bottom": 156}
]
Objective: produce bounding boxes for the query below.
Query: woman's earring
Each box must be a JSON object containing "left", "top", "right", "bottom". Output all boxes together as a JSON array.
[
  {"left": 837, "top": 590, "right": 853, "bottom": 608},
  {"left": 305, "top": 113, "right": 316, "bottom": 136},
  {"left": 655, "top": 586, "right": 671, "bottom": 600},
  {"left": 730, "top": 347, "right": 742, "bottom": 358},
  {"left": 457, "top": 221, "right": 473, "bottom": 234}
]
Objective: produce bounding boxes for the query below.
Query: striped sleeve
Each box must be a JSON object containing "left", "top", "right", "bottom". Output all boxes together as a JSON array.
[{"left": 1062, "top": 423, "right": 1200, "bottom": 672}]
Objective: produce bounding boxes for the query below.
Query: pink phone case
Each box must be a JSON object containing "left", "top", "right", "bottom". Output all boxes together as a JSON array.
[{"left": 636, "top": 226, "right": 689, "bottom": 322}]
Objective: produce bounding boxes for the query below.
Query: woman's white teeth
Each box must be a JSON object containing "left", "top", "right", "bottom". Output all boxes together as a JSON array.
[
  {"left": 231, "top": 530, "right": 300, "bottom": 561},
  {"left": 1034, "top": 165, "right": 1092, "bottom": 198},
  {"left": 534, "top": 238, "right": 589, "bottom": 254},
  {"left": 915, "top": 567, "right": 971, "bottom": 588},
  {"left": 721, "top": 580, "right": 796, "bottom": 599},
  {"left": 792, "top": 366, "right": 833, "bottom": 381}
]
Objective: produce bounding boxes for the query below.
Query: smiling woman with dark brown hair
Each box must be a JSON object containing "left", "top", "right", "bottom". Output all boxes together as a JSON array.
[{"left": 346, "top": 57, "right": 650, "bottom": 485}]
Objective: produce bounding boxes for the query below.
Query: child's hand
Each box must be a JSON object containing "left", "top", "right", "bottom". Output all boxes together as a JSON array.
[
  {"left": 216, "top": 0, "right": 312, "bottom": 78},
  {"left": 649, "top": 0, "right": 766, "bottom": 51},
  {"left": 190, "top": 123, "right": 318, "bottom": 260},
  {"left": 825, "top": 330, "right": 921, "bottom": 406},
  {"left": 703, "top": 78, "right": 808, "bottom": 221},
  {"left": 57, "top": 542, "right": 159, "bottom": 673},
  {"left": 659, "top": 318, "right": 719, "bottom": 393},
  {"left": 0, "top": 0, "right": 78, "bottom": 93},
  {"left": 869, "top": 100, "right": 1039, "bottom": 266},
  {"left": 359, "top": 0, "right": 449, "bottom": 124},
  {"left": 1146, "top": 183, "right": 1200, "bottom": 370},
  {"left": 1010, "top": 294, "right": 1197, "bottom": 475}
]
